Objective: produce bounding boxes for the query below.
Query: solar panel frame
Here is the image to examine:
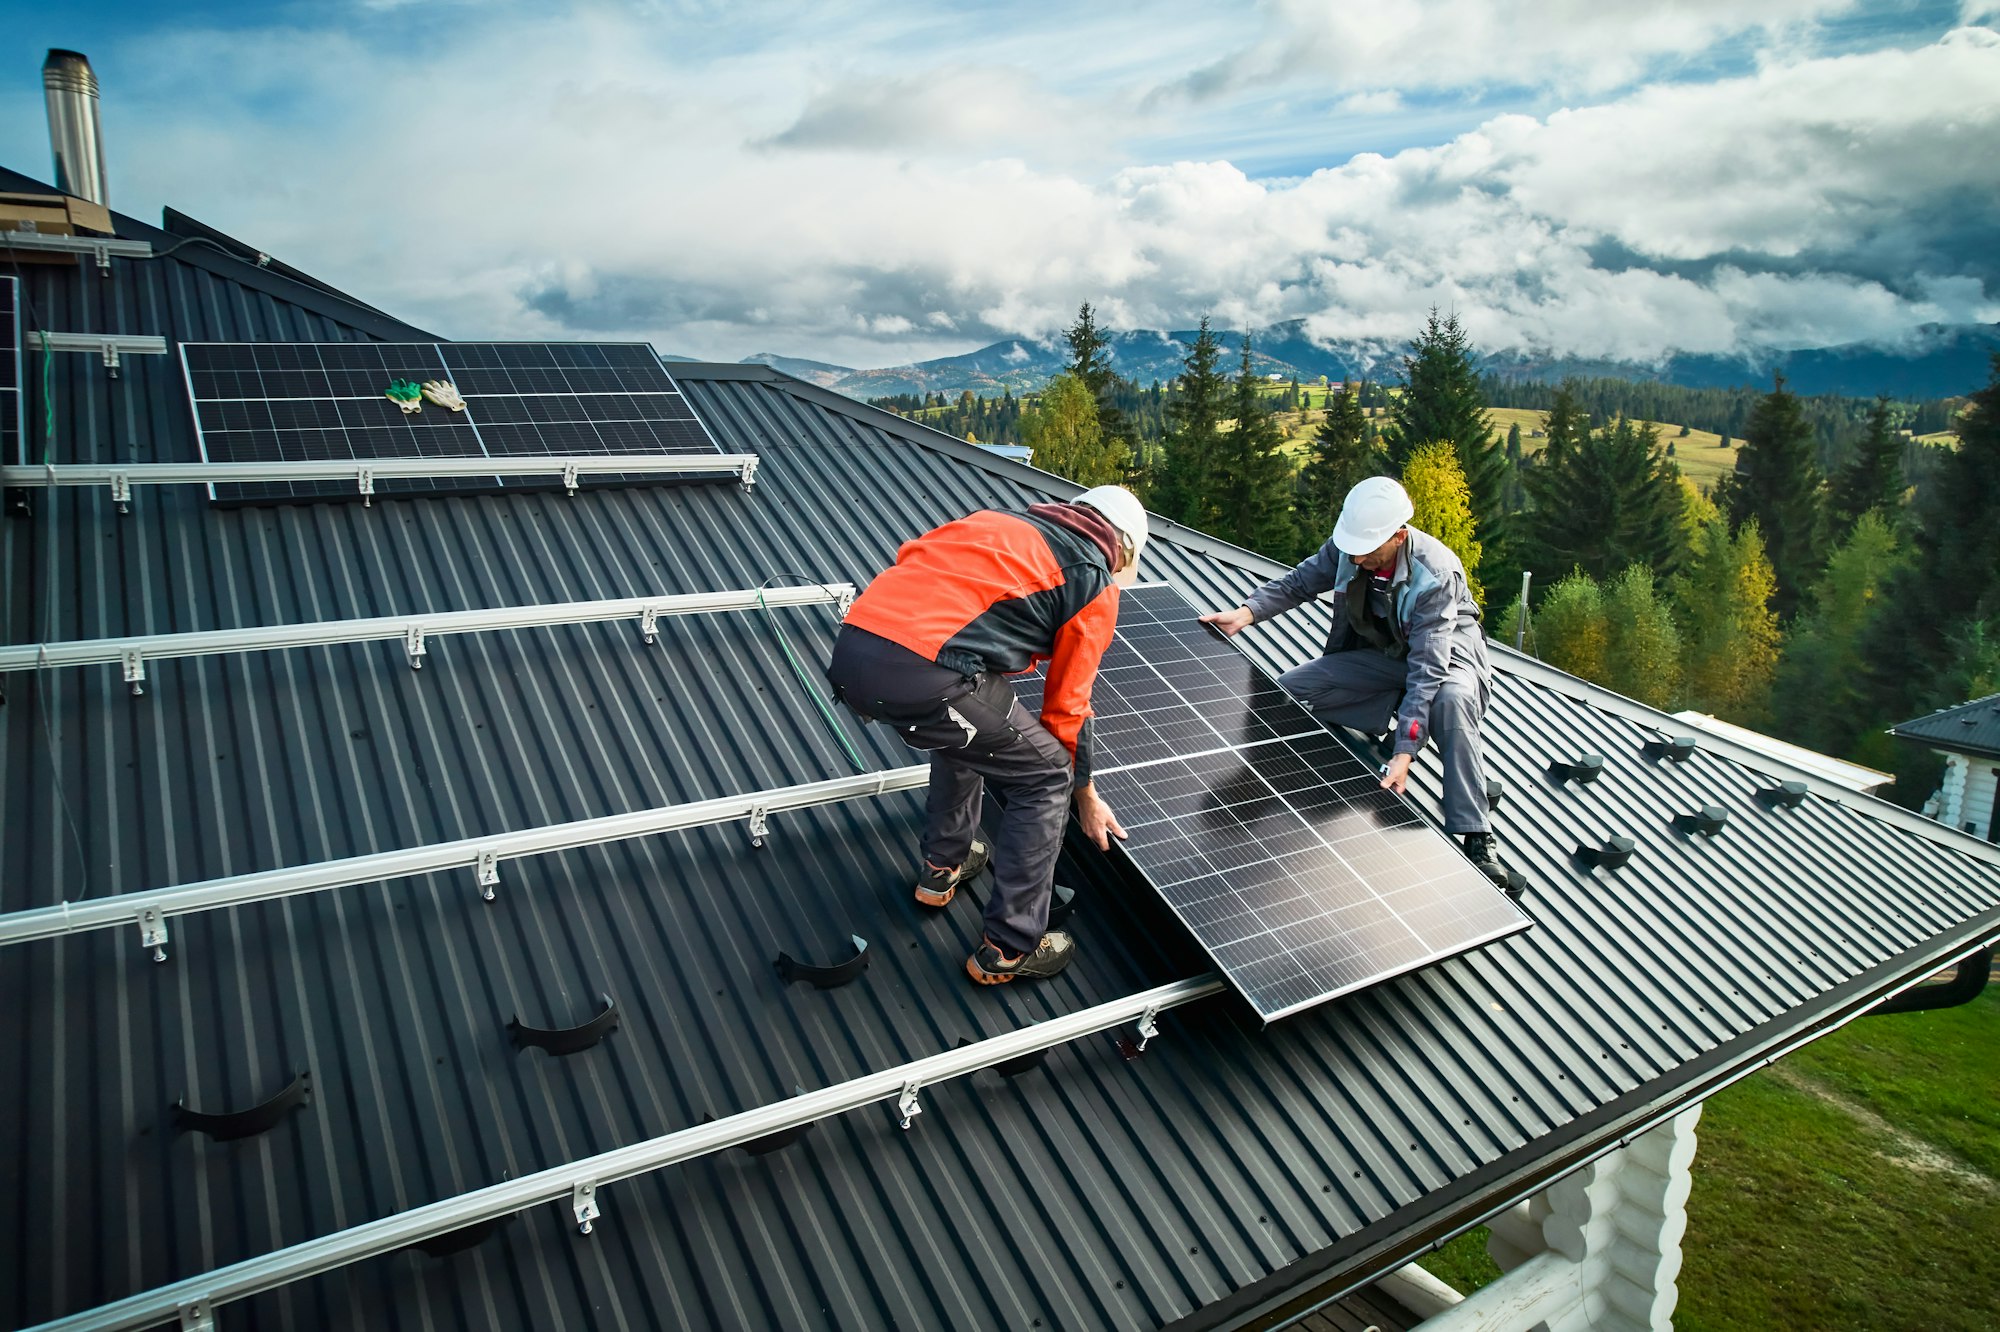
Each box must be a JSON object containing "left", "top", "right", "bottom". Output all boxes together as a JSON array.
[
  {"left": 1016, "top": 582, "right": 1528, "bottom": 1022},
  {"left": 180, "top": 341, "right": 726, "bottom": 503},
  {"left": 2, "top": 277, "right": 22, "bottom": 467}
]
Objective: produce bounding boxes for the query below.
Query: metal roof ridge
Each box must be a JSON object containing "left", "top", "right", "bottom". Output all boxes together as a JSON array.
[{"left": 1490, "top": 642, "right": 2000, "bottom": 869}]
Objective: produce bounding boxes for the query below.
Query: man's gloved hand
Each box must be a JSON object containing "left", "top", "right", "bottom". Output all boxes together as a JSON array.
[
  {"left": 384, "top": 379, "right": 424, "bottom": 414},
  {"left": 1073, "top": 784, "right": 1128, "bottom": 851},
  {"left": 421, "top": 380, "right": 466, "bottom": 412}
]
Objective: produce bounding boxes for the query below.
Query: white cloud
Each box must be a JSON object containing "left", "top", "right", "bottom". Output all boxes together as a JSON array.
[{"left": 1333, "top": 91, "right": 1405, "bottom": 116}]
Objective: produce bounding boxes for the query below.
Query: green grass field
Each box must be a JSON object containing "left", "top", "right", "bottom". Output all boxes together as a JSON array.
[{"left": 1418, "top": 983, "right": 2000, "bottom": 1329}]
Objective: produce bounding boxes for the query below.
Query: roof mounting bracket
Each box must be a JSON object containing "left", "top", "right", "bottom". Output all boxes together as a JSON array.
[
  {"left": 1046, "top": 883, "right": 1077, "bottom": 929},
  {"left": 475, "top": 849, "right": 500, "bottom": 902},
  {"left": 123, "top": 648, "right": 146, "bottom": 697},
  {"left": 508, "top": 994, "right": 619, "bottom": 1056},
  {"left": 774, "top": 934, "right": 870, "bottom": 989},
  {"left": 570, "top": 1181, "right": 599, "bottom": 1235},
  {"left": 357, "top": 468, "right": 375, "bottom": 507},
  {"left": 835, "top": 585, "right": 855, "bottom": 619},
  {"left": 639, "top": 607, "right": 660, "bottom": 645},
  {"left": 1135, "top": 1005, "right": 1162, "bottom": 1052},
  {"left": 404, "top": 624, "right": 426, "bottom": 671},
  {"left": 1573, "top": 836, "right": 1636, "bottom": 870},
  {"left": 1548, "top": 754, "right": 1606, "bottom": 786},
  {"left": 562, "top": 461, "right": 579, "bottom": 496},
  {"left": 738, "top": 457, "right": 760, "bottom": 491},
  {"left": 1758, "top": 780, "right": 1809, "bottom": 810},
  {"left": 1674, "top": 806, "right": 1729, "bottom": 837},
  {"left": 110, "top": 470, "right": 132, "bottom": 513},
  {"left": 896, "top": 1081, "right": 922, "bottom": 1130},
  {"left": 1644, "top": 736, "right": 1698, "bottom": 762},
  {"left": 747, "top": 805, "right": 770, "bottom": 849},
  {"left": 138, "top": 906, "right": 168, "bottom": 962},
  {"left": 178, "top": 1299, "right": 216, "bottom": 1332}
]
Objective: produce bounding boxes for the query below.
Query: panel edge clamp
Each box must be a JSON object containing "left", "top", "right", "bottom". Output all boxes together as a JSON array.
[
  {"left": 178, "top": 1298, "right": 217, "bottom": 1332},
  {"left": 404, "top": 624, "right": 427, "bottom": 670},
  {"left": 896, "top": 1080, "right": 923, "bottom": 1130},
  {"left": 138, "top": 905, "right": 169, "bottom": 963},
  {"left": 640, "top": 606, "right": 660, "bottom": 645},
  {"left": 747, "top": 804, "right": 769, "bottom": 849},
  {"left": 476, "top": 849, "right": 500, "bottom": 902},
  {"left": 571, "top": 1180, "right": 600, "bottom": 1235},
  {"left": 1136, "top": 1005, "right": 1162, "bottom": 1053},
  {"left": 123, "top": 648, "right": 146, "bottom": 697},
  {"left": 562, "top": 460, "right": 580, "bottom": 496},
  {"left": 357, "top": 467, "right": 375, "bottom": 507},
  {"left": 110, "top": 470, "right": 132, "bottom": 514}
]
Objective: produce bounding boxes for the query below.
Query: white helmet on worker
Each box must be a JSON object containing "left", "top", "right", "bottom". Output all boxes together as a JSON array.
[
  {"left": 1074, "top": 484, "right": 1149, "bottom": 570},
  {"left": 1332, "top": 476, "right": 1414, "bottom": 555}
]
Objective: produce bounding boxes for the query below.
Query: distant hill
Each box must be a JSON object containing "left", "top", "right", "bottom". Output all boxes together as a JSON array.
[
  {"left": 792, "top": 320, "right": 1997, "bottom": 404},
  {"left": 740, "top": 352, "right": 854, "bottom": 388}
]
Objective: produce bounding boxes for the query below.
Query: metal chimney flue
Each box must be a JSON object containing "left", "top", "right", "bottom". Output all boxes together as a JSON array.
[{"left": 44, "top": 49, "right": 107, "bottom": 205}]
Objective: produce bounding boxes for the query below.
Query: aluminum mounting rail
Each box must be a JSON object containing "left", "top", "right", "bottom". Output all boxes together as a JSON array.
[
  {"left": 0, "top": 582, "right": 851, "bottom": 693},
  {"left": 1, "top": 228, "right": 155, "bottom": 270},
  {"left": 22, "top": 330, "right": 169, "bottom": 376},
  {"left": 23, "top": 974, "right": 1225, "bottom": 1332},
  {"left": 0, "top": 452, "right": 762, "bottom": 508},
  {"left": 0, "top": 764, "right": 930, "bottom": 958}
]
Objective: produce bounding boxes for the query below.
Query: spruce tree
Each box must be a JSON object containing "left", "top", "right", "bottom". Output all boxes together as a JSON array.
[
  {"left": 1715, "top": 374, "right": 1825, "bottom": 619},
  {"left": 1542, "top": 382, "right": 1588, "bottom": 465},
  {"left": 1827, "top": 396, "right": 1904, "bottom": 533},
  {"left": 1210, "top": 335, "right": 1298, "bottom": 556},
  {"left": 1150, "top": 317, "right": 1228, "bottom": 531},
  {"left": 1296, "top": 382, "right": 1385, "bottom": 553},
  {"left": 1383, "top": 310, "right": 1507, "bottom": 547},
  {"left": 1519, "top": 415, "right": 1686, "bottom": 584},
  {"left": 1065, "top": 302, "right": 1132, "bottom": 454}
]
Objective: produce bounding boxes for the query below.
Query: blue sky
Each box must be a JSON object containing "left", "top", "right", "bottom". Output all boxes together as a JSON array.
[{"left": 3, "top": 1, "right": 1997, "bottom": 367}]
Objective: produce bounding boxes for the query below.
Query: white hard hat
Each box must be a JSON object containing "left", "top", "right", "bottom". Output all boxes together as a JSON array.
[
  {"left": 1331, "top": 476, "right": 1414, "bottom": 555},
  {"left": 1074, "top": 484, "right": 1148, "bottom": 567}
]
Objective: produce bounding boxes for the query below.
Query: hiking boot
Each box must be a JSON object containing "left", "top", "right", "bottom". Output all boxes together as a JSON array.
[
  {"left": 1462, "top": 832, "right": 1515, "bottom": 895},
  {"left": 914, "top": 839, "right": 991, "bottom": 908},
  {"left": 966, "top": 931, "right": 1076, "bottom": 985}
]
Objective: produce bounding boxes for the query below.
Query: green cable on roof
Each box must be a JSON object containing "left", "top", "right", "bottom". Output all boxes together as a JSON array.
[{"left": 758, "top": 586, "right": 866, "bottom": 773}]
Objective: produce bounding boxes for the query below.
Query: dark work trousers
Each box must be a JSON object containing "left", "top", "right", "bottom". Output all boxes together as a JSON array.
[
  {"left": 827, "top": 628, "right": 1073, "bottom": 955},
  {"left": 1278, "top": 647, "right": 1493, "bottom": 835}
]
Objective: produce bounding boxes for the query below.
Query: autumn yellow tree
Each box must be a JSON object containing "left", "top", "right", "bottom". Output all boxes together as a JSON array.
[
  {"left": 1673, "top": 513, "right": 1781, "bottom": 723},
  {"left": 1602, "top": 566, "right": 1682, "bottom": 709},
  {"left": 1021, "top": 373, "right": 1128, "bottom": 486},
  {"left": 1530, "top": 569, "right": 1608, "bottom": 682},
  {"left": 1401, "top": 440, "right": 1483, "bottom": 606}
]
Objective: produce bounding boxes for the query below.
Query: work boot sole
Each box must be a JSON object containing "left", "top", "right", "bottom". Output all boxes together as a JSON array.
[
  {"left": 965, "top": 955, "right": 1018, "bottom": 985},
  {"left": 914, "top": 840, "right": 991, "bottom": 910}
]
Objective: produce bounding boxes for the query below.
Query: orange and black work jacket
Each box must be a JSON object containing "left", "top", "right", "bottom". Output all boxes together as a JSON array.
[{"left": 843, "top": 504, "right": 1122, "bottom": 785}]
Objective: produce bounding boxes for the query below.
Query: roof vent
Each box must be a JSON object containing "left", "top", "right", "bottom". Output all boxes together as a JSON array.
[
  {"left": 1757, "top": 781, "right": 1809, "bottom": 811},
  {"left": 1485, "top": 777, "right": 1505, "bottom": 811},
  {"left": 43, "top": 49, "right": 107, "bottom": 205},
  {"left": 1548, "top": 754, "right": 1606, "bottom": 785},
  {"left": 1574, "top": 836, "right": 1636, "bottom": 870},
  {"left": 1674, "top": 806, "right": 1729, "bottom": 837},
  {"left": 1643, "top": 736, "right": 1697, "bottom": 762}
]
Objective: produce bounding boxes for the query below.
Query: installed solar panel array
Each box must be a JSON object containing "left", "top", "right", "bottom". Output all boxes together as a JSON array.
[
  {"left": 1021, "top": 583, "right": 1527, "bottom": 1021},
  {"left": 1, "top": 277, "right": 20, "bottom": 466},
  {"left": 181, "top": 341, "right": 722, "bottom": 502}
]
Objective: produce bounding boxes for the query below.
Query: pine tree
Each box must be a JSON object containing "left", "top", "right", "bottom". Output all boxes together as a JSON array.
[
  {"left": 1382, "top": 312, "right": 1506, "bottom": 547},
  {"left": 1296, "top": 382, "right": 1384, "bottom": 553},
  {"left": 1021, "top": 373, "right": 1128, "bottom": 486},
  {"left": 1601, "top": 566, "right": 1682, "bottom": 709},
  {"left": 1715, "top": 374, "right": 1825, "bottom": 619},
  {"left": 1065, "top": 302, "right": 1132, "bottom": 453},
  {"left": 1150, "top": 317, "right": 1228, "bottom": 531},
  {"left": 1531, "top": 570, "right": 1609, "bottom": 682},
  {"left": 1673, "top": 514, "right": 1781, "bottom": 724},
  {"left": 1401, "top": 440, "right": 1484, "bottom": 606},
  {"left": 1210, "top": 335, "right": 1298, "bottom": 556},
  {"left": 1771, "top": 511, "right": 1906, "bottom": 758},
  {"left": 1519, "top": 414, "right": 1687, "bottom": 583},
  {"left": 1827, "top": 397, "right": 1904, "bottom": 533},
  {"left": 1542, "top": 382, "right": 1588, "bottom": 465}
]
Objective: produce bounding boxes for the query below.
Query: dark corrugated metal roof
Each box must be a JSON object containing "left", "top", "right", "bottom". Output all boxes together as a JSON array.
[
  {"left": 1890, "top": 691, "right": 2000, "bottom": 760},
  {"left": 4, "top": 185, "right": 1999, "bottom": 1332}
]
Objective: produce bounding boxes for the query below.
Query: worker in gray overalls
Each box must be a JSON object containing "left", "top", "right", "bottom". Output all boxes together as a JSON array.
[{"left": 1202, "top": 476, "right": 1512, "bottom": 895}]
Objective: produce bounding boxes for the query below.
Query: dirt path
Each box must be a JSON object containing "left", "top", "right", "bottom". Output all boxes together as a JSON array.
[{"left": 1765, "top": 1062, "right": 1998, "bottom": 1191}]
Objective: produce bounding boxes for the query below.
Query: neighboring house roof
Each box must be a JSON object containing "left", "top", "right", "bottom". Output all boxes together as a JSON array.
[
  {"left": 4, "top": 174, "right": 1999, "bottom": 1332},
  {"left": 1890, "top": 693, "right": 2000, "bottom": 762},
  {"left": 1673, "top": 711, "right": 1895, "bottom": 793}
]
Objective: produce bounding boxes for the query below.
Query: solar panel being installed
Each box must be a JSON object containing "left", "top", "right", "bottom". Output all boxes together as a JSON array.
[
  {"left": 2, "top": 277, "right": 21, "bottom": 466},
  {"left": 181, "top": 341, "right": 723, "bottom": 502},
  {"left": 1018, "top": 582, "right": 1528, "bottom": 1021}
]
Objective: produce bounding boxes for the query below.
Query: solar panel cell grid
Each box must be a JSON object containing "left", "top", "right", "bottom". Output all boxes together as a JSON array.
[
  {"left": 1014, "top": 582, "right": 1526, "bottom": 1021},
  {"left": 2, "top": 277, "right": 20, "bottom": 465}
]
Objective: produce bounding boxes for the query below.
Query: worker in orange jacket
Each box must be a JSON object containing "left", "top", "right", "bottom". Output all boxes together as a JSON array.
[{"left": 827, "top": 486, "right": 1148, "bottom": 984}]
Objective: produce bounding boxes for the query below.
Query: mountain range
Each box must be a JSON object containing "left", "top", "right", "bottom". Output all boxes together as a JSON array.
[{"left": 723, "top": 321, "right": 2000, "bottom": 403}]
